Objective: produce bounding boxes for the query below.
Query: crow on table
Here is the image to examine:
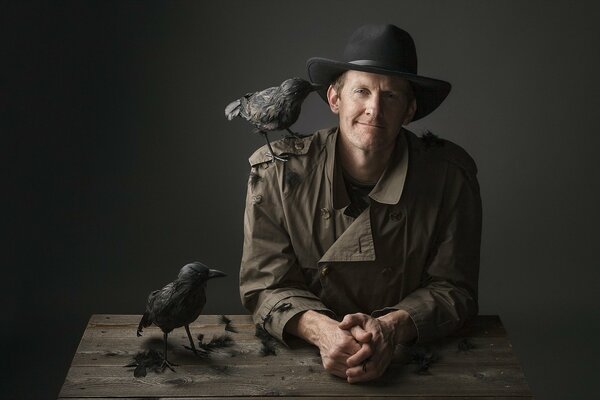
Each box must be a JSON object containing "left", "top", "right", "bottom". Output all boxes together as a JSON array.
[{"left": 137, "top": 262, "right": 226, "bottom": 371}]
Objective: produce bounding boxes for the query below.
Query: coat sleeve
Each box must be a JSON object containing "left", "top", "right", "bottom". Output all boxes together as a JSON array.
[
  {"left": 373, "top": 158, "right": 482, "bottom": 343},
  {"left": 239, "top": 161, "right": 335, "bottom": 344}
]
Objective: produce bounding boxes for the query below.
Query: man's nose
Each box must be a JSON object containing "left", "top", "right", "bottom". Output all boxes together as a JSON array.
[{"left": 365, "top": 94, "right": 383, "bottom": 117}]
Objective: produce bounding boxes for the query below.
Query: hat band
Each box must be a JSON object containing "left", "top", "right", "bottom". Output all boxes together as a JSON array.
[{"left": 349, "top": 59, "right": 413, "bottom": 74}]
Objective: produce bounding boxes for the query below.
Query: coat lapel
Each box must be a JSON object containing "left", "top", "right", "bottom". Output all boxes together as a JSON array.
[{"left": 318, "top": 206, "right": 375, "bottom": 263}]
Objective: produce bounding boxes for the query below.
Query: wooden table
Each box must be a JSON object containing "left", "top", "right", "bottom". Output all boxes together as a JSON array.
[{"left": 59, "top": 314, "right": 532, "bottom": 399}]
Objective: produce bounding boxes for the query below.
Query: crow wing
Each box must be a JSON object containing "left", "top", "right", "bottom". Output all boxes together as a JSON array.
[{"left": 240, "top": 86, "right": 282, "bottom": 130}]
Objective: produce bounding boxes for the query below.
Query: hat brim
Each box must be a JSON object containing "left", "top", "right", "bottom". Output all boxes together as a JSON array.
[{"left": 307, "top": 57, "right": 451, "bottom": 121}]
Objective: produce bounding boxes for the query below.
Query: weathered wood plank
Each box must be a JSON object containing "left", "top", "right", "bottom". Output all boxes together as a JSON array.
[
  {"left": 70, "top": 335, "right": 520, "bottom": 367},
  {"left": 83, "top": 323, "right": 256, "bottom": 340},
  {"left": 87, "top": 314, "right": 252, "bottom": 328},
  {"left": 61, "top": 397, "right": 533, "bottom": 400},
  {"left": 87, "top": 315, "right": 507, "bottom": 337},
  {"left": 60, "top": 363, "right": 529, "bottom": 398},
  {"left": 451, "top": 315, "right": 506, "bottom": 337}
]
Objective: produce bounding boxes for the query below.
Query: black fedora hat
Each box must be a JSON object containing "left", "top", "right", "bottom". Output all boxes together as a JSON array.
[{"left": 307, "top": 24, "right": 451, "bottom": 121}]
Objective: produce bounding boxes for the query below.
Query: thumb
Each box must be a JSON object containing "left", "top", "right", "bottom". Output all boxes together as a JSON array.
[{"left": 338, "top": 314, "right": 360, "bottom": 329}]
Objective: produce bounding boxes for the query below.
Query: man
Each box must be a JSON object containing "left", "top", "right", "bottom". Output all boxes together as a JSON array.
[{"left": 240, "top": 24, "right": 481, "bottom": 383}]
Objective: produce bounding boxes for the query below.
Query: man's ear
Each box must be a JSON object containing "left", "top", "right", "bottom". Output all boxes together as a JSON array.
[
  {"left": 327, "top": 85, "right": 340, "bottom": 114},
  {"left": 403, "top": 98, "right": 417, "bottom": 125}
]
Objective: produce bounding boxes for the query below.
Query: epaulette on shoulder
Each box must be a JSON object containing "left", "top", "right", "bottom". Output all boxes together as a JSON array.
[
  {"left": 417, "top": 130, "right": 478, "bottom": 176},
  {"left": 248, "top": 134, "right": 316, "bottom": 167}
]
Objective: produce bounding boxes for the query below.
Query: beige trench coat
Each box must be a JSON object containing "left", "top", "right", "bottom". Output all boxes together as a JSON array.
[{"left": 240, "top": 127, "right": 481, "bottom": 344}]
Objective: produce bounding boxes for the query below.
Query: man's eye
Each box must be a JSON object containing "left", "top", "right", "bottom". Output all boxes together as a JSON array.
[{"left": 354, "top": 88, "right": 367, "bottom": 94}]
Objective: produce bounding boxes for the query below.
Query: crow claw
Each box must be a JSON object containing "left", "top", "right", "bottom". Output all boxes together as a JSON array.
[{"left": 160, "top": 359, "right": 177, "bottom": 372}]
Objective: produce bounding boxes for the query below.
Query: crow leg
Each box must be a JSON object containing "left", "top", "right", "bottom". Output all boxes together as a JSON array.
[
  {"left": 262, "top": 132, "right": 288, "bottom": 162},
  {"left": 161, "top": 332, "right": 177, "bottom": 372},
  {"left": 184, "top": 325, "right": 198, "bottom": 355}
]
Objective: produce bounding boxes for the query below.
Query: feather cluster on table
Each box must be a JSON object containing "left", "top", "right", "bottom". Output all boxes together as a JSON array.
[
  {"left": 125, "top": 349, "right": 167, "bottom": 378},
  {"left": 407, "top": 345, "right": 439, "bottom": 375}
]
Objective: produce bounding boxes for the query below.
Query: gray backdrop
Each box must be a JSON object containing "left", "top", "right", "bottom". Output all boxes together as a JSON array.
[{"left": 3, "top": 1, "right": 599, "bottom": 398}]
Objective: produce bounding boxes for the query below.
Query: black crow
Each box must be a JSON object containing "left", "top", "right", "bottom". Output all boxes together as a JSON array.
[
  {"left": 137, "top": 262, "right": 226, "bottom": 371},
  {"left": 225, "top": 77, "right": 320, "bottom": 162}
]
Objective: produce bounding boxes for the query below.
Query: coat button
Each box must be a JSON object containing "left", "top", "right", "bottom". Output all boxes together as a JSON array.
[
  {"left": 252, "top": 195, "right": 263, "bottom": 204},
  {"left": 320, "top": 208, "right": 331, "bottom": 219},
  {"left": 321, "top": 266, "right": 329, "bottom": 277},
  {"left": 294, "top": 140, "right": 304, "bottom": 150}
]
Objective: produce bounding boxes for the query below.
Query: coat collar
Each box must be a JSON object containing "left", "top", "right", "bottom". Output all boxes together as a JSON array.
[{"left": 327, "top": 127, "right": 410, "bottom": 210}]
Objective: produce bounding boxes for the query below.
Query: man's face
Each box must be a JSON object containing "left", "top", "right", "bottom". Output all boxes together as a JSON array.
[{"left": 327, "top": 70, "right": 416, "bottom": 154}]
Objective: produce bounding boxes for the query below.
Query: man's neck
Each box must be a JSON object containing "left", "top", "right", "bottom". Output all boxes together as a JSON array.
[{"left": 337, "top": 137, "right": 396, "bottom": 184}]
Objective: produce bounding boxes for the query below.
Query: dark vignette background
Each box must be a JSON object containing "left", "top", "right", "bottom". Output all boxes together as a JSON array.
[{"left": 3, "top": 1, "right": 599, "bottom": 398}]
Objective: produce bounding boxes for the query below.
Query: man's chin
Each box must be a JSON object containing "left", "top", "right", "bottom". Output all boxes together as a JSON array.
[
  {"left": 357, "top": 131, "right": 394, "bottom": 147},
  {"left": 354, "top": 139, "right": 393, "bottom": 154}
]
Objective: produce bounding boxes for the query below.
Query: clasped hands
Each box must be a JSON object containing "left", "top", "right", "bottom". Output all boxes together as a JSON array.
[{"left": 292, "top": 310, "right": 416, "bottom": 383}]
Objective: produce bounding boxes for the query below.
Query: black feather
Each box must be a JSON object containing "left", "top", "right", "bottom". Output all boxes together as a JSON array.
[
  {"left": 261, "top": 302, "right": 292, "bottom": 328},
  {"left": 134, "top": 364, "right": 146, "bottom": 378},
  {"left": 284, "top": 171, "right": 301, "bottom": 189},
  {"left": 255, "top": 324, "right": 278, "bottom": 356},
  {"left": 457, "top": 338, "right": 475, "bottom": 352},
  {"left": 249, "top": 171, "right": 262, "bottom": 188},
  {"left": 198, "top": 334, "right": 235, "bottom": 353},
  {"left": 260, "top": 343, "right": 277, "bottom": 356},
  {"left": 219, "top": 315, "right": 238, "bottom": 333},
  {"left": 225, "top": 324, "right": 238, "bottom": 333},
  {"left": 407, "top": 345, "right": 439, "bottom": 374},
  {"left": 273, "top": 302, "right": 293, "bottom": 313},
  {"left": 125, "top": 349, "right": 166, "bottom": 377},
  {"left": 420, "top": 130, "right": 444, "bottom": 148}
]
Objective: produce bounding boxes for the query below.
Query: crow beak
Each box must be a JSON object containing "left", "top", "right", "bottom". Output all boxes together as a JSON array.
[{"left": 208, "top": 269, "right": 227, "bottom": 279}]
